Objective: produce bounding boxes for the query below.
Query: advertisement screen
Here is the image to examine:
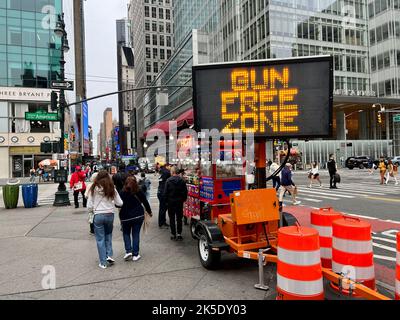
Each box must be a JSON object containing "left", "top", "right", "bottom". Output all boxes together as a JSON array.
[
  {"left": 82, "top": 101, "right": 89, "bottom": 154},
  {"left": 193, "top": 56, "right": 333, "bottom": 138}
]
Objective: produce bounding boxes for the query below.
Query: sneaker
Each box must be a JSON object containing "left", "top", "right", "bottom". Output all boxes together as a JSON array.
[
  {"left": 106, "top": 257, "right": 115, "bottom": 264},
  {"left": 293, "top": 201, "right": 302, "bottom": 205},
  {"left": 123, "top": 253, "right": 132, "bottom": 261},
  {"left": 308, "top": 184, "right": 312, "bottom": 188},
  {"left": 98, "top": 263, "right": 107, "bottom": 269},
  {"left": 319, "top": 184, "right": 323, "bottom": 188},
  {"left": 176, "top": 235, "right": 183, "bottom": 241},
  {"left": 170, "top": 235, "right": 176, "bottom": 240},
  {"left": 132, "top": 255, "right": 141, "bottom": 261},
  {"left": 395, "top": 182, "right": 399, "bottom": 186}
]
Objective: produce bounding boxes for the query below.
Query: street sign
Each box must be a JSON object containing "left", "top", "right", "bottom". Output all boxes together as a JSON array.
[
  {"left": 393, "top": 115, "right": 400, "bottom": 122},
  {"left": 50, "top": 80, "right": 74, "bottom": 91},
  {"left": 25, "top": 110, "right": 59, "bottom": 121}
]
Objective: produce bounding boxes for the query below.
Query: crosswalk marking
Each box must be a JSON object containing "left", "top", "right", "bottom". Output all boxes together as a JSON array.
[
  {"left": 296, "top": 197, "right": 322, "bottom": 203},
  {"left": 372, "top": 236, "right": 398, "bottom": 245},
  {"left": 298, "top": 189, "right": 354, "bottom": 198}
]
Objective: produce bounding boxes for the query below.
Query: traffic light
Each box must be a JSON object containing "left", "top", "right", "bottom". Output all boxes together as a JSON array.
[
  {"left": 50, "top": 91, "right": 58, "bottom": 111},
  {"left": 64, "top": 138, "right": 69, "bottom": 151},
  {"left": 377, "top": 112, "right": 382, "bottom": 124}
]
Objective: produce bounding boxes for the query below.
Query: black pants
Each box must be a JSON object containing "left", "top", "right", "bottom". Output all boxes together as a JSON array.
[
  {"left": 158, "top": 192, "right": 168, "bottom": 227},
  {"left": 168, "top": 202, "right": 184, "bottom": 236},
  {"left": 272, "top": 176, "right": 281, "bottom": 190},
  {"left": 74, "top": 190, "right": 87, "bottom": 208},
  {"left": 329, "top": 173, "right": 336, "bottom": 188}
]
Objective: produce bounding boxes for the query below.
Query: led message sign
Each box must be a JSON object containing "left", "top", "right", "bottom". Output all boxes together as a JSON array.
[{"left": 193, "top": 56, "right": 333, "bottom": 138}]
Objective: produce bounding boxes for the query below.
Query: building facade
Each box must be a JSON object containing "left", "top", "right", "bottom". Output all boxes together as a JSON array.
[
  {"left": 132, "top": 0, "right": 400, "bottom": 159},
  {"left": 116, "top": 18, "right": 135, "bottom": 156},
  {"left": 0, "top": 0, "right": 64, "bottom": 178},
  {"left": 129, "top": 0, "right": 174, "bottom": 155}
]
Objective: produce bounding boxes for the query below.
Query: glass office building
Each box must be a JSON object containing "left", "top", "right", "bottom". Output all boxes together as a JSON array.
[
  {"left": 134, "top": 0, "right": 400, "bottom": 157},
  {"left": 0, "top": 0, "right": 63, "bottom": 178}
]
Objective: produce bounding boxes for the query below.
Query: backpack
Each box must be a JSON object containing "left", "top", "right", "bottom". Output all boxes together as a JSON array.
[{"left": 138, "top": 179, "right": 147, "bottom": 193}]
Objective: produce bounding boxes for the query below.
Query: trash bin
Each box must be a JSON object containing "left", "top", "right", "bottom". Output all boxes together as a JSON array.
[
  {"left": 2, "top": 179, "right": 20, "bottom": 209},
  {"left": 22, "top": 183, "right": 38, "bottom": 208}
]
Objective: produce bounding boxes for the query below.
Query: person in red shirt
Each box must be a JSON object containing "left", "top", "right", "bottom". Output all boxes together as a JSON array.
[{"left": 70, "top": 165, "right": 87, "bottom": 208}]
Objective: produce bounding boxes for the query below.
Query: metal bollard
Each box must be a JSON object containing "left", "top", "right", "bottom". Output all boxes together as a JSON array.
[{"left": 254, "top": 248, "right": 270, "bottom": 291}]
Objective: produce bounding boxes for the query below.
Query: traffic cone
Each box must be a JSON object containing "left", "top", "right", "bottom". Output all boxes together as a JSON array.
[
  {"left": 311, "top": 207, "right": 343, "bottom": 268},
  {"left": 396, "top": 232, "right": 400, "bottom": 300},
  {"left": 331, "top": 217, "right": 375, "bottom": 296},
  {"left": 277, "top": 225, "right": 324, "bottom": 300}
]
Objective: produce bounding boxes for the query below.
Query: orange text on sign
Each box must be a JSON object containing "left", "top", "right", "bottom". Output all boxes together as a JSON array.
[{"left": 221, "top": 67, "right": 299, "bottom": 134}]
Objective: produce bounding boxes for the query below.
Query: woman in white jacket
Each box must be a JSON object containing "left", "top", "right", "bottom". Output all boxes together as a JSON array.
[
  {"left": 87, "top": 171, "right": 123, "bottom": 269},
  {"left": 308, "top": 161, "right": 322, "bottom": 188}
]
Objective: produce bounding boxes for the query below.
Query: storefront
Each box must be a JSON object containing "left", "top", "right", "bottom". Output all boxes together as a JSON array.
[{"left": 0, "top": 87, "right": 62, "bottom": 179}]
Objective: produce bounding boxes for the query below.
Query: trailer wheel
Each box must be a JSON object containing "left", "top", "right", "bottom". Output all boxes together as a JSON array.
[
  {"left": 190, "top": 219, "right": 198, "bottom": 239},
  {"left": 198, "top": 232, "right": 221, "bottom": 270}
]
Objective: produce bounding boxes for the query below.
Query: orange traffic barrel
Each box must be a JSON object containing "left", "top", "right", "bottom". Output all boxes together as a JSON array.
[
  {"left": 311, "top": 207, "right": 343, "bottom": 268},
  {"left": 396, "top": 232, "right": 400, "bottom": 300},
  {"left": 277, "top": 225, "right": 324, "bottom": 300},
  {"left": 331, "top": 217, "right": 375, "bottom": 295}
]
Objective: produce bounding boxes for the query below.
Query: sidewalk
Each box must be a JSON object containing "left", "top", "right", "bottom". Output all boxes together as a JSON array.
[{"left": 0, "top": 199, "right": 272, "bottom": 300}]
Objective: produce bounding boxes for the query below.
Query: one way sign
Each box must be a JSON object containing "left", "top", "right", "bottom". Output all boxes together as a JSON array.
[{"left": 51, "top": 81, "right": 74, "bottom": 91}]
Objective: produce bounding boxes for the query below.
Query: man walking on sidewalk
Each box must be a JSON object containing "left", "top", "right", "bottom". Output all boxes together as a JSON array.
[
  {"left": 164, "top": 166, "right": 188, "bottom": 241},
  {"left": 327, "top": 154, "right": 338, "bottom": 189},
  {"left": 157, "top": 164, "right": 171, "bottom": 229}
]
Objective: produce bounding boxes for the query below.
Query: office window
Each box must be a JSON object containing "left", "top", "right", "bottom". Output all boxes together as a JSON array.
[
  {"left": 166, "top": 9, "right": 170, "bottom": 20},
  {"left": 146, "top": 47, "right": 151, "bottom": 58},
  {"left": 152, "top": 22, "right": 157, "bottom": 32},
  {"left": 160, "top": 35, "right": 164, "bottom": 46},
  {"left": 145, "top": 34, "right": 150, "bottom": 44},
  {"left": 152, "top": 34, "right": 157, "bottom": 45},
  {"left": 167, "top": 49, "right": 171, "bottom": 59},
  {"left": 166, "top": 36, "right": 171, "bottom": 47},
  {"left": 371, "top": 56, "right": 377, "bottom": 72},
  {"left": 159, "top": 23, "right": 164, "bottom": 33},
  {"left": 145, "top": 21, "right": 150, "bottom": 31},
  {"left": 166, "top": 22, "right": 171, "bottom": 33},
  {"left": 153, "top": 62, "right": 158, "bottom": 73},
  {"left": 144, "top": 6, "right": 149, "bottom": 17},
  {"left": 384, "top": 51, "right": 390, "bottom": 67},
  {"left": 160, "top": 48, "right": 165, "bottom": 59},
  {"left": 153, "top": 48, "right": 158, "bottom": 58},
  {"left": 152, "top": 7, "right": 157, "bottom": 18},
  {"left": 370, "top": 29, "right": 375, "bottom": 45},
  {"left": 146, "top": 61, "right": 151, "bottom": 72},
  {"left": 159, "top": 8, "right": 163, "bottom": 19}
]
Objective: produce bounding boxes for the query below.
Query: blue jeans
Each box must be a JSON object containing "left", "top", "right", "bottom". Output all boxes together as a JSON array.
[
  {"left": 94, "top": 213, "right": 114, "bottom": 265},
  {"left": 122, "top": 218, "right": 144, "bottom": 256}
]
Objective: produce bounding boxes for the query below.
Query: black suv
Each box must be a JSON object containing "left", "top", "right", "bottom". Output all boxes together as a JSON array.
[{"left": 345, "top": 156, "right": 373, "bottom": 169}]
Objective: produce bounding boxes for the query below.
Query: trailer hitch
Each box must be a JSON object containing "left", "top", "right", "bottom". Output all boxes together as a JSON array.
[{"left": 254, "top": 248, "right": 271, "bottom": 291}]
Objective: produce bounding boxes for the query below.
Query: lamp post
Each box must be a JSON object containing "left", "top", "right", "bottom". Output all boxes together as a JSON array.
[{"left": 53, "top": 13, "right": 71, "bottom": 207}]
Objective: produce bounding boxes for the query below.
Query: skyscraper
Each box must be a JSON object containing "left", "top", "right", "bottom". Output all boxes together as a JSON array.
[{"left": 0, "top": 0, "right": 64, "bottom": 178}]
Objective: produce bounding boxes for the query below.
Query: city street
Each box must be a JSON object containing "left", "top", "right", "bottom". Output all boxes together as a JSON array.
[{"left": 0, "top": 169, "right": 398, "bottom": 300}]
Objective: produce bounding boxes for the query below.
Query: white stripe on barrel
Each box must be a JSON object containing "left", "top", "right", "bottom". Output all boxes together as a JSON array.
[
  {"left": 320, "top": 247, "right": 332, "bottom": 259},
  {"left": 332, "top": 237, "right": 373, "bottom": 254},
  {"left": 278, "top": 247, "right": 321, "bottom": 266},
  {"left": 277, "top": 274, "right": 324, "bottom": 296},
  {"left": 311, "top": 224, "right": 332, "bottom": 238},
  {"left": 332, "top": 261, "right": 375, "bottom": 280}
]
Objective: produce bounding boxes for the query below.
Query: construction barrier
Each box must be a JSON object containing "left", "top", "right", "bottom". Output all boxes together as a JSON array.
[
  {"left": 396, "top": 232, "right": 400, "bottom": 300},
  {"left": 311, "top": 207, "right": 343, "bottom": 268},
  {"left": 331, "top": 217, "right": 375, "bottom": 295},
  {"left": 277, "top": 225, "right": 324, "bottom": 300}
]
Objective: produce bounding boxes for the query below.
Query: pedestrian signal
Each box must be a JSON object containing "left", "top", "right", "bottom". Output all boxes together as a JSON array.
[{"left": 64, "top": 138, "right": 69, "bottom": 151}]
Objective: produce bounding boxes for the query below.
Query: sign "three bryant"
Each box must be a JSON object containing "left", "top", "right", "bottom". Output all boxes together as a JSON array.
[{"left": 193, "top": 56, "right": 333, "bottom": 138}]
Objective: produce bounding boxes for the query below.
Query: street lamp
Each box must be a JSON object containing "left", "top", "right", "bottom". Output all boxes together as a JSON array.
[{"left": 53, "top": 13, "right": 71, "bottom": 207}]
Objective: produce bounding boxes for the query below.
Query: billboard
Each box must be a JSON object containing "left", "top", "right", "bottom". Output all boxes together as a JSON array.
[
  {"left": 192, "top": 56, "right": 333, "bottom": 138},
  {"left": 82, "top": 101, "right": 90, "bottom": 154}
]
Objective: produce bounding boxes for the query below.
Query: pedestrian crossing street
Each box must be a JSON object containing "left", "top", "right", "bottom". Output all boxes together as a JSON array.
[{"left": 293, "top": 182, "right": 400, "bottom": 204}]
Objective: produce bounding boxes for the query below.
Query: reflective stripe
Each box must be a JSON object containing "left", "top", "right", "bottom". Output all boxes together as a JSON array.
[
  {"left": 396, "top": 279, "right": 400, "bottom": 294},
  {"left": 320, "top": 247, "right": 332, "bottom": 259},
  {"left": 333, "top": 237, "right": 372, "bottom": 254},
  {"left": 397, "top": 253, "right": 400, "bottom": 266},
  {"left": 332, "top": 262, "right": 375, "bottom": 280},
  {"left": 277, "top": 274, "right": 323, "bottom": 296},
  {"left": 311, "top": 224, "right": 332, "bottom": 238},
  {"left": 278, "top": 247, "right": 321, "bottom": 266}
]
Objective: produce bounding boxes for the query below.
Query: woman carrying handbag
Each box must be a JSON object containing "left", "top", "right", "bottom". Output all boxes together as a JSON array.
[
  {"left": 119, "top": 177, "right": 152, "bottom": 262},
  {"left": 87, "top": 171, "right": 123, "bottom": 269}
]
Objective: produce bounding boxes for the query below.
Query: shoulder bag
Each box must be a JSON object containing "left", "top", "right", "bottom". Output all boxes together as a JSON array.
[
  {"left": 88, "top": 195, "right": 104, "bottom": 224},
  {"left": 134, "top": 194, "right": 152, "bottom": 234}
]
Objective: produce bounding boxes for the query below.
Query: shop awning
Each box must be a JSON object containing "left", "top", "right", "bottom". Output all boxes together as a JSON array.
[
  {"left": 176, "top": 108, "right": 194, "bottom": 127},
  {"left": 143, "top": 121, "right": 171, "bottom": 137}
]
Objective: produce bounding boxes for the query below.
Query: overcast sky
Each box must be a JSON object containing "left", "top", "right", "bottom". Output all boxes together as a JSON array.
[{"left": 64, "top": 0, "right": 128, "bottom": 155}]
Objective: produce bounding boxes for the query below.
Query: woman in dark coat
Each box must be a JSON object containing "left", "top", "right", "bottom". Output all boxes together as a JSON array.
[{"left": 119, "top": 177, "right": 152, "bottom": 261}]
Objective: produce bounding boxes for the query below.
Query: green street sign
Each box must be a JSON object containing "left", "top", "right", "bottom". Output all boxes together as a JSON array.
[
  {"left": 25, "top": 110, "right": 59, "bottom": 121},
  {"left": 393, "top": 115, "right": 400, "bottom": 123}
]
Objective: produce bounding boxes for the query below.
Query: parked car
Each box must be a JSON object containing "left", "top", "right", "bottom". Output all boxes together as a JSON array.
[
  {"left": 390, "top": 156, "right": 400, "bottom": 166},
  {"left": 345, "top": 156, "right": 373, "bottom": 169}
]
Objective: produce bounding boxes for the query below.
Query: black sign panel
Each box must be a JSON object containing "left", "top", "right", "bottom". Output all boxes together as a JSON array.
[
  {"left": 192, "top": 56, "right": 333, "bottom": 138},
  {"left": 54, "top": 169, "right": 68, "bottom": 183},
  {"left": 51, "top": 81, "right": 74, "bottom": 91}
]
